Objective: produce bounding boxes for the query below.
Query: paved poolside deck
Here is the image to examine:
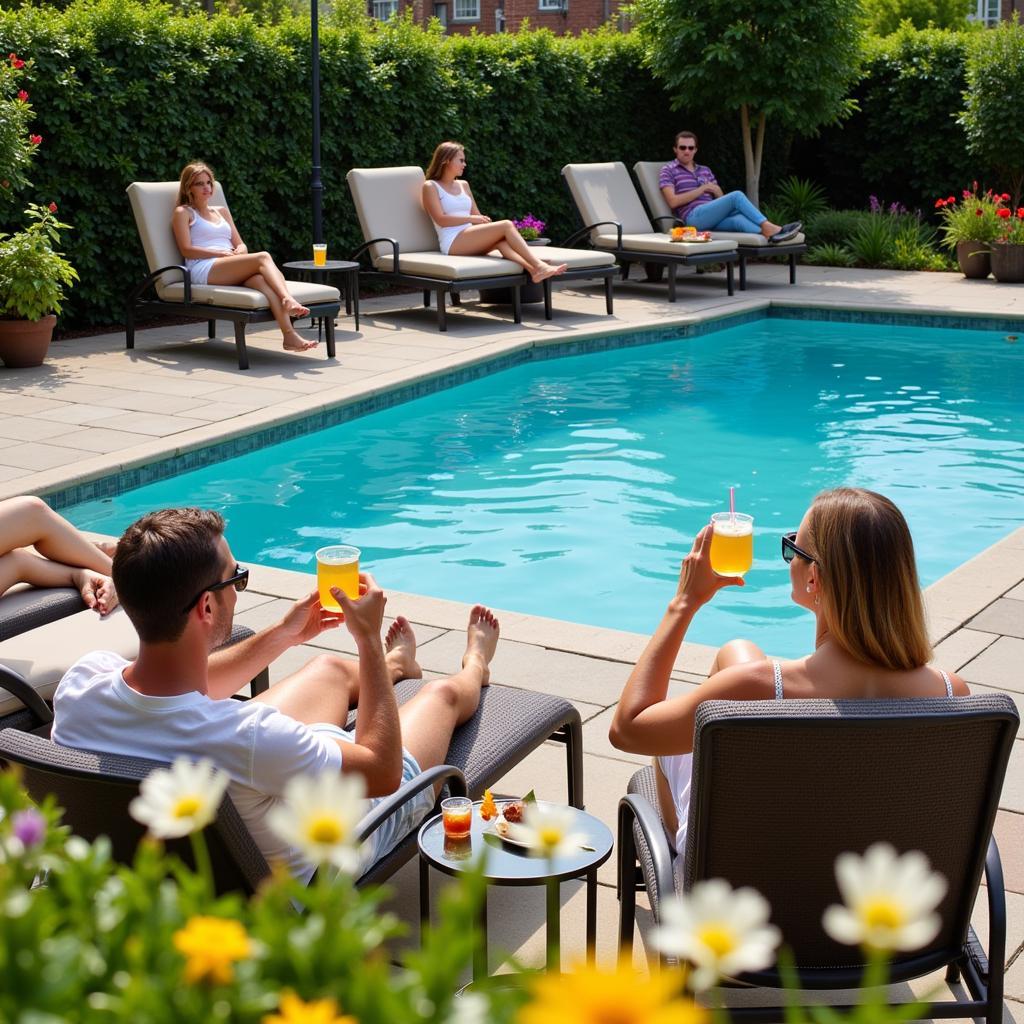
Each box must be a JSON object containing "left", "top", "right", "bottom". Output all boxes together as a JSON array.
[{"left": 0, "top": 263, "right": 1022, "bottom": 1013}]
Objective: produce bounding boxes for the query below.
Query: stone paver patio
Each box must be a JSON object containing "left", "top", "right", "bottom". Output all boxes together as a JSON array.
[{"left": 0, "top": 263, "right": 1021, "bottom": 1014}]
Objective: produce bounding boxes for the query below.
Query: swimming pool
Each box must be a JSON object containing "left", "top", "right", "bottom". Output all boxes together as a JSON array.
[{"left": 65, "top": 316, "right": 1024, "bottom": 657}]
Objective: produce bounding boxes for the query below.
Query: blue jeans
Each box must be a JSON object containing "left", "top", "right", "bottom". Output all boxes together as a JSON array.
[{"left": 685, "top": 191, "right": 767, "bottom": 234}]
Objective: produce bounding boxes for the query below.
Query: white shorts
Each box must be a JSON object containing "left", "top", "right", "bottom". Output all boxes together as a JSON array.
[{"left": 185, "top": 256, "right": 217, "bottom": 286}]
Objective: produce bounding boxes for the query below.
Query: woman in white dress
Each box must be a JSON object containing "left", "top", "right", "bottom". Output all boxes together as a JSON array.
[
  {"left": 171, "top": 161, "right": 315, "bottom": 353},
  {"left": 420, "top": 142, "right": 567, "bottom": 284}
]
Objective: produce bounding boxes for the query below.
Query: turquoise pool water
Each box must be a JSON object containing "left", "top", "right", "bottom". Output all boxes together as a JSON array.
[{"left": 66, "top": 318, "right": 1024, "bottom": 657}]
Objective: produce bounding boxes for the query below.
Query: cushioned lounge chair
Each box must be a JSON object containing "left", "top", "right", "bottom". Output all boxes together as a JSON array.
[
  {"left": 561, "top": 162, "right": 739, "bottom": 300},
  {"left": 345, "top": 166, "right": 617, "bottom": 331},
  {"left": 618, "top": 696, "right": 1018, "bottom": 1023},
  {"left": 0, "top": 584, "right": 84, "bottom": 643},
  {"left": 0, "top": 675, "right": 582, "bottom": 894},
  {"left": 125, "top": 181, "right": 341, "bottom": 370},
  {"left": 632, "top": 161, "right": 807, "bottom": 290}
]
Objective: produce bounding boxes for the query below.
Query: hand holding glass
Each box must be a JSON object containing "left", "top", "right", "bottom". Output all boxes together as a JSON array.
[
  {"left": 316, "top": 545, "right": 360, "bottom": 611},
  {"left": 709, "top": 512, "right": 753, "bottom": 577}
]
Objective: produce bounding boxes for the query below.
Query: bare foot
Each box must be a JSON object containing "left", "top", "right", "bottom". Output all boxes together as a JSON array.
[
  {"left": 530, "top": 262, "right": 568, "bottom": 284},
  {"left": 385, "top": 615, "right": 423, "bottom": 683},
  {"left": 462, "top": 604, "right": 500, "bottom": 686},
  {"left": 72, "top": 569, "right": 118, "bottom": 616},
  {"left": 284, "top": 298, "right": 310, "bottom": 319},
  {"left": 283, "top": 330, "right": 317, "bottom": 353}
]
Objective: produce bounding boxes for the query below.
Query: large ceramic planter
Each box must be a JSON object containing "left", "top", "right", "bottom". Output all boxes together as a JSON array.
[
  {"left": 990, "top": 242, "right": 1024, "bottom": 284},
  {"left": 956, "top": 240, "right": 991, "bottom": 280},
  {"left": 479, "top": 238, "right": 550, "bottom": 306},
  {"left": 0, "top": 314, "right": 55, "bottom": 368}
]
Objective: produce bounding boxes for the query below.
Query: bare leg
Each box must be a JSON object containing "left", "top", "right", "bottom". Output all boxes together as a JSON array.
[
  {"left": 0, "top": 496, "right": 112, "bottom": 575},
  {"left": 0, "top": 549, "right": 115, "bottom": 613},
  {"left": 243, "top": 273, "right": 316, "bottom": 352},
  {"left": 206, "top": 252, "right": 310, "bottom": 318},
  {"left": 251, "top": 616, "right": 424, "bottom": 723},
  {"left": 397, "top": 605, "right": 499, "bottom": 776},
  {"left": 710, "top": 638, "right": 767, "bottom": 675},
  {"left": 450, "top": 223, "right": 567, "bottom": 283}
]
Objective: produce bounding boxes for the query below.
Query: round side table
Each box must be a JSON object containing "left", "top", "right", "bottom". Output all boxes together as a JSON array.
[
  {"left": 283, "top": 259, "right": 360, "bottom": 332},
  {"left": 417, "top": 801, "right": 612, "bottom": 980}
]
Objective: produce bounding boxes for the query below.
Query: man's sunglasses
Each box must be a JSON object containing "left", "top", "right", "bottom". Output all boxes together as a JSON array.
[
  {"left": 675, "top": 144, "right": 696, "bottom": 151},
  {"left": 781, "top": 533, "right": 816, "bottom": 565},
  {"left": 182, "top": 564, "right": 249, "bottom": 614}
]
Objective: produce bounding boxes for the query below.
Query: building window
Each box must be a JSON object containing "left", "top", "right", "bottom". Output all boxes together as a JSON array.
[
  {"left": 969, "top": 0, "right": 1001, "bottom": 25},
  {"left": 372, "top": 0, "right": 398, "bottom": 20},
  {"left": 453, "top": 0, "right": 479, "bottom": 20},
  {"left": 538, "top": 0, "right": 564, "bottom": 10},
  {"left": 433, "top": 2, "right": 448, "bottom": 26}
]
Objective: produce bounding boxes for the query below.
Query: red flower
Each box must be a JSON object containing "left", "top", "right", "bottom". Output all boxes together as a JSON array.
[
  {"left": 28, "top": 134, "right": 41, "bottom": 146},
  {"left": 1002, "top": 193, "right": 1011, "bottom": 201},
  {"left": 47, "top": 201, "right": 57, "bottom": 213},
  {"left": 962, "top": 189, "right": 971, "bottom": 199},
  {"left": 16, "top": 90, "right": 28, "bottom": 102},
  {"left": 935, "top": 198, "right": 945, "bottom": 208},
  {"left": 1017, "top": 208, "right": 1024, "bottom": 219},
  {"left": 8, "top": 53, "right": 24, "bottom": 69},
  {"left": 947, "top": 195, "right": 955, "bottom": 204},
  {"left": 975, "top": 209, "right": 984, "bottom": 216},
  {"left": 997, "top": 207, "right": 1011, "bottom": 218}
]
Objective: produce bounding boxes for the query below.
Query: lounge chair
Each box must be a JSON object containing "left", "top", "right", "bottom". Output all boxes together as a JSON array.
[
  {"left": 345, "top": 166, "right": 617, "bottom": 331},
  {"left": 0, "top": 584, "right": 84, "bottom": 643},
  {"left": 561, "top": 162, "right": 739, "bottom": 301},
  {"left": 632, "top": 161, "right": 807, "bottom": 290},
  {"left": 618, "top": 695, "right": 1018, "bottom": 1022},
  {"left": 125, "top": 182, "right": 342, "bottom": 370},
  {"left": 0, "top": 676, "right": 582, "bottom": 893}
]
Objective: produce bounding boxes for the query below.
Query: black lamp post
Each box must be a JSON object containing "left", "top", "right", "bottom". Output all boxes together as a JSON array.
[{"left": 310, "top": 0, "right": 324, "bottom": 244}]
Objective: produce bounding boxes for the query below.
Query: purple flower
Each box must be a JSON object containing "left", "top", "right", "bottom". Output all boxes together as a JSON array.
[
  {"left": 12, "top": 808, "right": 45, "bottom": 848},
  {"left": 888, "top": 201, "right": 908, "bottom": 215},
  {"left": 868, "top": 195, "right": 881, "bottom": 214},
  {"left": 513, "top": 213, "right": 546, "bottom": 235}
]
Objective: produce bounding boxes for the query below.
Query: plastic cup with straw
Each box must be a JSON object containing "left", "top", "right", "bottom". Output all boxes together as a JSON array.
[{"left": 710, "top": 486, "right": 753, "bottom": 577}]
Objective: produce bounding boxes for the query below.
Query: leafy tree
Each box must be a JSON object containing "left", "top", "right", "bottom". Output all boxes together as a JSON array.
[
  {"left": 862, "top": 0, "right": 973, "bottom": 35},
  {"left": 959, "top": 19, "right": 1024, "bottom": 205},
  {"left": 630, "top": 0, "right": 863, "bottom": 206}
]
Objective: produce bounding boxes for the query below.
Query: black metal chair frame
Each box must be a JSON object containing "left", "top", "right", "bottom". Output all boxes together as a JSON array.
[
  {"left": 616, "top": 697, "right": 1018, "bottom": 1024},
  {"left": 560, "top": 219, "right": 737, "bottom": 301},
  {"left": 125, "top": 264, "right": 341, "bottom": 370}
]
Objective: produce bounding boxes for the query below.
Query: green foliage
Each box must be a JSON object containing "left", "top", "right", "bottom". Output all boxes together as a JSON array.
[
  {"left": 848, "top": 213, "right": 897, "bottom": 266},
  {"left": 805, "top": 241, "right": 856, "bottom": 266},
  {"left": 770, "top": 176, "right": 829, "bottom": 223},
  {"left": 959, "top": 20, "right": 1024, "bottom": 203},
  {"left": 0, "top": 51, "right": 36, "bottom": 204},
  {"left": 935, "top": 184, "right": 1003, "bottom": 248},
  {"left": 0, "top": 0, "right": 677, "bottom": 327},
  {"left": 804, "top": 208, "right": 873, "bottom": 246},
  {"left": 0, "top": 202, "right": 78, "bottom": 319},
  {"left": 863, "top": 0, "right": 972, "bottom": 35}
]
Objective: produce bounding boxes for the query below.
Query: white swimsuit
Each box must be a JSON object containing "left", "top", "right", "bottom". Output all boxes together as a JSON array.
[
  {"left": 657, "top": 663, "right": 955, "bottom": 891},
  {"left": 428, "top": 180, "right": 472, "bottom": 255},
  {"left": 184, "top": 208, "right": 233, "bottom": 285}
]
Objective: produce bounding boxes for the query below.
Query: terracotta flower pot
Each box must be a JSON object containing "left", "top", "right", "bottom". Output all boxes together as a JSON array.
[
  {"left": 990, "top": 242, "right": 1024, "bottom": 284},
  {"left": 0, "top": 314, "right": 55, "bottom": 368},
  {"left": 955, "top": 240, "right": 991, "bottom": 280}
]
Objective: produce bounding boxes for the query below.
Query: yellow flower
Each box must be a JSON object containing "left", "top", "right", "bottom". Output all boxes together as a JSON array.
[
  {"left": 518, "top": 960, "right": 706, "bottom": 1024},
  {"left": 263, "top": 990, "right": 356, "bottom": 1024},
  {"left": 173, "top": 915, "right": 251, "bottom": 985}
]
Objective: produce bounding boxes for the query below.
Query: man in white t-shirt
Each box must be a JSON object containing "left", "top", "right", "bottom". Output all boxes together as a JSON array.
[{"left": 51, "top": 507, "right": 499, "bottom": 881}]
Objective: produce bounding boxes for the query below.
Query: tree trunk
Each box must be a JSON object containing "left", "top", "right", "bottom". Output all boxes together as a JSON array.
[{"left": 740, "top": 105, "right": 766, "bottom": 209}]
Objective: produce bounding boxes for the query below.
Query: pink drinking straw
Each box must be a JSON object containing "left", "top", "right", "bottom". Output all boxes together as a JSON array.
[{"left": 729, "top": 486, "right": 735, "bottom": 524}]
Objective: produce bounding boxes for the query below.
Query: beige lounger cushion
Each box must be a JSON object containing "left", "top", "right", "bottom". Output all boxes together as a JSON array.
[
  {"left": 126, "top": 181, "right": 340, "bottom": 305},
  {"left": 375, "top": 252, "right": 523, "bottom": 281},
  {"left": 632, "top": 161, "right": 805, "bottom": 246},
  {"left": 562, "top": 161, "right": 655, "bottom": 242},
  {"left": 0, "top": 607, "right": 140, "bottom": 717},
  {"left": 537, "top": 246, "right": 616, "bottom": 269},
  {"left": 594, "top": 232, "right": 736, "bottom": 256},
  {"left": 347, "top": 166, "right": 443, "bottom": 266}
]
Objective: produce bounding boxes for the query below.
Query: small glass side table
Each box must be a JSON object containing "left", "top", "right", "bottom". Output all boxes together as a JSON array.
[
  {"left": 417, "top": 801, "right": 612, "bottom": 979},
  {"left": 283, "top": 259, "right": 360, "bottom": 332}
]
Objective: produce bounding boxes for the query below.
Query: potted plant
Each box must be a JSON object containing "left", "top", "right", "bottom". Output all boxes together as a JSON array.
[
  {"left": 935, "top": 185, "right": 1001, "bottom": 278},
  {"left": 0, "top": 201, "right": 78, "bottom": 367},
  {"left": 991, "top": 203, "right": 1024, "bottom": 282},
  {"left": 513, "top": 213, "right": 549, "bottom": 245},
  {"left": 480, "top": 214, "right": 550, "bottom": 306}
]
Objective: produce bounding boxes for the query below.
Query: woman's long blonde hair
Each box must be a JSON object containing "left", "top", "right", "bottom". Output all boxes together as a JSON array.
[
  {"left": 805, "top": 488, "right": 931, "bottom": 670},
  {"left": 425, "top": 142, "right": 464, "bottom": 182},
  {"left": 177, "top": 161, "right": 215, "bottom": 208}
]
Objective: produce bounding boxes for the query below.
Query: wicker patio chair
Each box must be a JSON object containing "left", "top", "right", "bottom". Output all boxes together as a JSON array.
[
  {"left": 617, "top": 695, "right": 1018, "bottom": 1024},
  {"left": 0, "top": 584, "right": 84, "bottom": 643},
  {"left": 632, "top": 161, "right": 807, "bottom": 291}
]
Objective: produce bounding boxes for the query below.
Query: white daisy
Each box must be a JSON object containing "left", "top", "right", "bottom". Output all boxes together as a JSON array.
[
  {"left": 651, "top": 878, "right": 781, "bottom": 991},
  {"left": 508, "top": 802, "right": 587, "bottom": 859},
  {"left": 823, "top": 842, "right": 947, "bottom": 952},
  {"left": 267, "top": 772, "right": 368, "bottom": 875},
  {"left": 128, "top": 757, "right": 229, "bottom": 839}
]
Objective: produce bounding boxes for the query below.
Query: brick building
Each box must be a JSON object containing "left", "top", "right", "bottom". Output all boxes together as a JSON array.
[
  {"left": 369, "top": 0, "right": 629, "bottom": 36},
  {"left": 971, "top": 0, "right": 1021, "bottom": 22}
]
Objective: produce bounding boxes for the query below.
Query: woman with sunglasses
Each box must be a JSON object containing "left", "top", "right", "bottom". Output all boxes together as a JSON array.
[
  {"left": 609, "top": 488, "right": 967, "bottom": 879},
  {"left": 660, "top": 130, "right": 801, "bottom": 243}
]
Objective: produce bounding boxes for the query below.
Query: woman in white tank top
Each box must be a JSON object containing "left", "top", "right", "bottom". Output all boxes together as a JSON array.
[
  {"left": 608, "top": 488, "right": 968, "bottom": 878},
  {"left": 171, "top": 161, "right": 316, "bottom": 353},
  {"left": 420, "top": 142, "right": 568, "bottom": 283}
]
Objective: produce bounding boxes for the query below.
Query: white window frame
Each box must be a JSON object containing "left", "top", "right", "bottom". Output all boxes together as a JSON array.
[
  {"left": 969, "top": 0, "right": 1000, "bottom": 25},
  {"left": 538, "top": 0, "right": 564, "bottom": 10},
  {"left": 452, "top": 0, "right": 479, "bottom": 21},
  {"left": 372, "top": 0, "right": 399, "bottom": 20}
]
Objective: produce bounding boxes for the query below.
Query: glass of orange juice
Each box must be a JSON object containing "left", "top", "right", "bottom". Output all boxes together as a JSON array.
[
  {"left": 316, "top": 545, "right": 360, "bottom": 611},
  {"left": 709, "top": 512, "right": 754, "bottom": 577},
  {"left": 312, "top": 243, "right": 327, "bottom": 267},
  {"left": 441, "top": 797, "right": 473, "bottom": 840}
]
